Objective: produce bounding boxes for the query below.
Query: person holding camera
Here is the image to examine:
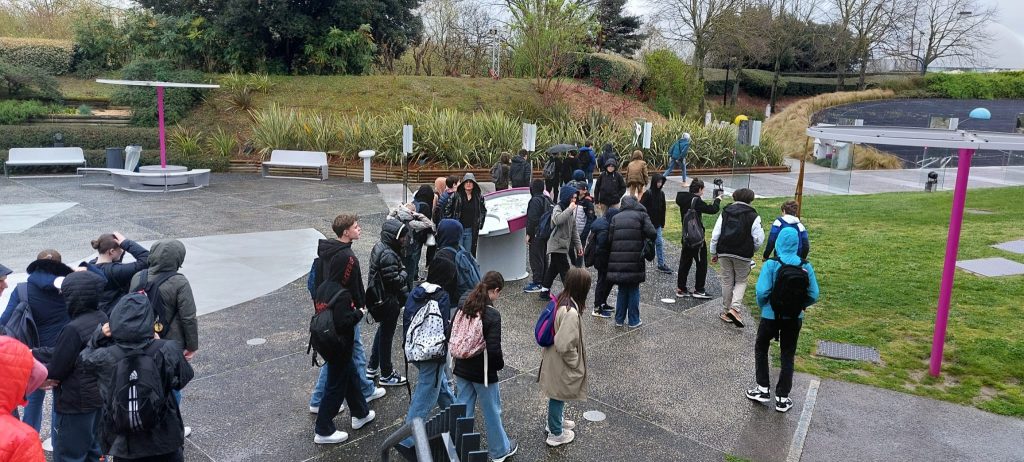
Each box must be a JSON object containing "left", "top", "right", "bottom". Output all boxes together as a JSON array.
[{"left": 674, "top": 178, "right": 722, "bottom": 299}]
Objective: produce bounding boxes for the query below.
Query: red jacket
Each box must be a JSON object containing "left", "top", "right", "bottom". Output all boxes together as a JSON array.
[{"left": 0, "top": 336, "right": 45, "bottom": 462}]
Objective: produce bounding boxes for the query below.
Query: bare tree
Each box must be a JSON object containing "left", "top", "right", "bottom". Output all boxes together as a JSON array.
[
  {"left": 887, "top": 0, "right": 996, "bottom": 74},
  {"left": 458, "top": 0, "right": 500, "bottom": 77},
  {"left": 759, "top": 0, "right": 822, "bottom": 111},
  {"left": 657, "top": 0, "right": 743, "bottom": 113},
  {"left": 848, "top": 0, "right": 903, "bottom": 88}
]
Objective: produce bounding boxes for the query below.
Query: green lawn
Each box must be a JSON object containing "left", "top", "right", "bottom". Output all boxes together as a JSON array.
[{"left": 664, "top": 187, "right": 1024, "bottom": 416}]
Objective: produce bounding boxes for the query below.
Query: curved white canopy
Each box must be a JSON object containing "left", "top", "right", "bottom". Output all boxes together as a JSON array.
[
  {"left": 806, "top": 125, "right": 1024, "bottom": 151},
  {"left": 96, "top": 79, "right": 219, "bottom": 89}
]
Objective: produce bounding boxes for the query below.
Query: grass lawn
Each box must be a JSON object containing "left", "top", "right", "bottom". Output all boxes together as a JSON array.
[{"left": 664, "top": 187, "right": 1024, "bottom": 416}]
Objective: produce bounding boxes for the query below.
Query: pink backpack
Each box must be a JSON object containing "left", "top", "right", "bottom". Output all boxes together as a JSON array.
[{"left": 450, "top": 309, "right": 486, "bottom": 360}]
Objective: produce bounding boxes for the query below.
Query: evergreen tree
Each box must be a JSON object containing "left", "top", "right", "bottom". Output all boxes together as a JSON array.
[{"left": 594, "top": 0, "right": 644, "bottom": 55}]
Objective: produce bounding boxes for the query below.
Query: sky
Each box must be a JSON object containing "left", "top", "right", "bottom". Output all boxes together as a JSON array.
[{"left": 624, "top": 0, "right": 1024, "bottom": 69}]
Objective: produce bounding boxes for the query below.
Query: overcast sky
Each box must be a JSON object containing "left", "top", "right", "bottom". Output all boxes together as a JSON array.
[{"left": 625, "top": 0, "right": 1024, "bottom": 69}]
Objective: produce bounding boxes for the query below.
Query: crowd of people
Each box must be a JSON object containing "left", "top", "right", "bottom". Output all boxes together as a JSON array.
[{"left": 0, "top": 136, "right": 820, "bottom": 461}]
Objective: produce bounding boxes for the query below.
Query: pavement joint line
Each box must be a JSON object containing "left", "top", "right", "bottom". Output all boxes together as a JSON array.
[
  {"left": 183, "top": 436, "right": 216, "bottom": 462},
  {"left": 189, "top": 351, "right": 305, "bottom": 383},
  {"left": 786, "top": 378, "right": 820, "bottom": 462}
]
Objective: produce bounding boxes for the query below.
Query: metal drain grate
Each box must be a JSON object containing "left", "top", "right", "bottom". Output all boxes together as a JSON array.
[{"left": 816, "top": 340, "right": 881, "bottom": 363}]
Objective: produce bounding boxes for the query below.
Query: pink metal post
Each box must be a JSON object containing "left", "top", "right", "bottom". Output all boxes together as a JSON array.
[
  {"left": 929, "top": 148, "right": 974, "bottom": 377},
  {"left": 156, "top": 86, "right": 166, "bottom": 168}
]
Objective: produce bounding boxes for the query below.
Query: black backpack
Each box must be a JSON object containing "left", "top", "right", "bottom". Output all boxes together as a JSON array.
[
  {"left": 0, "top": 284, "right": 38, "bottom": 348},
  {"left": 137, "top": 271, "right": 180, "bottom": 335},
  {"left": 769, "top": 258, "right": 811, "bottom": 318},
  {"left": 535, "top": 203, "right": 556, "bottom": 241},
  {"left": 309, "top": 280, "right": 355, "bottom": 366},
  {"left": 107, "top": 336, "right": 170, "bottom": 434},
  {"left": 683, "top": 197, "right": 705, "bottom": 249}
]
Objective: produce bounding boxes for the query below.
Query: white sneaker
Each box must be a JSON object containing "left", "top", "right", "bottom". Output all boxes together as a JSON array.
[
  {"left": 184, "top": 427, "right": 192, "bottom": 438},
  {"left": 545, "top": 429, "right": 575, "bottom": 447},
  {"left": 309, "top": 405, "right": 319, "bottom": 414},
  {"left": 367, "top": 387, "right": 386, "bottom": 402},
  {"left": 545, "top": 418, "right": 576, "bottom": 433},
  {"left": 42, "top": 438, "right": 53, "bottom": 452},
  {"left": 352, "top": 410, "right": 376, "bottom": 430},
  {"left": 314, "top": 430, "right": 349, "bottom": 444}
]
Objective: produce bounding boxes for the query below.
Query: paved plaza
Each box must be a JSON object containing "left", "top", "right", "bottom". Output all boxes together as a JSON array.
[{"left": 2, "top": 170, "right": 1023, "bottom": 462}]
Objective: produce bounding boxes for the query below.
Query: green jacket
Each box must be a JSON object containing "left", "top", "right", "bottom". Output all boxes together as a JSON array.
[{"left": 129, "top": 239, "right": 199, "bottom": 352}]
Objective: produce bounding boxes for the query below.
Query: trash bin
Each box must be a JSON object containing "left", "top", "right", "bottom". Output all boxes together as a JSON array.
[
  {"left": 124, "top": 145, "right": 142, "bottom": 172},
  {"left": 105, "top": 147, "right": 124, "bottom": 169}
]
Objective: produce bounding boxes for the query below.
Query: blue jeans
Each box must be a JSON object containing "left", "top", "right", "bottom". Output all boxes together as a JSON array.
[
  {"left": 615, "top": 283, "right": 641, "bottom": 326},
  {"left": 547, "top": 399, "right": 565, "bottom": 436},
  {"left": 460, "top": 228, "right": 473, "bottom": 255},
  {"left": 655, "top": 227, "right": 666, "bottom": 267},
  {"left": 311, "top": 323, "right": 375, "bottom": 407},
  {"left": 405, "top": 244, "right": 423, "bottom": 291},
  {"left": 401, "top": 362, "right": 455, "bottom": 448},
  {"left": 53, "top": 410, "right": 102, "bottom": 462},
  {"left": 664, "top": 157, "right": 686, "bottom": 180},
  {"left": 17, "top": 388, "right": 50, "bottom": 432},
  {"left": 455, "top": 376, "right": 511, "bottom": 459}
]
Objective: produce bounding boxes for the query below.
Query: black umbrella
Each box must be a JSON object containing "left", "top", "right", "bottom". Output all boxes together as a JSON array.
[{"left": 546, "top": 144, "right": 578, "bottom": 154}]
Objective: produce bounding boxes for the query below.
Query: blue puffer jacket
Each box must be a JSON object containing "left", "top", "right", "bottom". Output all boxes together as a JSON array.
[
  {"left": 755, "top": 227, "right": 820, "bottom": 320},
  {"left": 0, "top": 259, "right": 74, "bottom": 347}
]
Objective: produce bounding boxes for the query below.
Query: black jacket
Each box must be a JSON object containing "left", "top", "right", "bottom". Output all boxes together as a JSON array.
[
  {"left": 589, "top": 207, "right": 619, "bottom": 271},
  {"left": 675, "top": 191, "right": 721, "bottom": 241},
  {"left": 510, "top": 154, "right": 532, "bottom": 188},
  {"left": 453, "top": 305, "right": 505, "bottom": 384},
  {"left": 317, "top": 238, "right": 365, "bottom": 310},
  {"left": 39, "top": 271, "right": 108, "bottom": 414},
  {"left": 79, "top": 292, "right": 193, "bottom": 459},
  {"left": 369, "top": 219, "right": 409, "bottom": 308},
  {"left": 560, "top": 154, "right": 577, "bottom": 184},
  {"left": 526, "top": 180, "right": 551, "bottom": 238},
  {"left": 428, "top": 219, "right": 463, "bottom": 303},
  {"left": 639, "top": 174, "right": 667, "bottom": 228},
  {"left": 89, "top": 240, "right": 150, "bottom": 314},
  {"left": 447, "top": 179, "right": 487, "bottom": 231},
  {"left": 607, "top": 196, "right": 658, "bottom": 285},
  {"left": 598, "top": 144, "right": 618, "bottom": 170},
  {"left": 594, "top": 163, "right": 626, "bottom": 207},
  {"left": 717, "top": 203, "right": 760, "bottom": 258}
]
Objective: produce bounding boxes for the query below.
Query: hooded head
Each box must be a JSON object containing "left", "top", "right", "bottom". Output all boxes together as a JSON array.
[
  {"left": 775, "top": 227, "right": 802, "bottom": 265},
  {"left": 601, "top": 144, "right": 614, "bottom": 157},
  {"left": 458, "top": 173, "right": 480, "bottom": 198},
  {"left": 0, "top": 336, "right": 34, "bottom": 412},
  {"left": 558, "top": 185, "right": 577, "bottom": 209},
  {"left": 631, "top": 150, "right": 644, "bottom": 161},
  {"left": 380, "top": 219, "right": 409, "bottom": 253},
  {"left": 148, "top": 239, "right": 186, "bottom": 274},
  {"left": 414, "top": 185, "right": 434, "bottom": 205},
  {"left": 436, "top": 219, "right": 464, "bottom": 249},
  {"left": 573, "top": 169, "right": 585, "bottom": 182},
  {"left": 530, "top": 178, "right": 545, "bottom": 197},
  {"left": 109, "top": 293, "right": 156, "bottom": 346},
  {"left": 650, "top": 173, "right": 665, "bottom": 190},
  {"left": 604, "top": 206, "right": 621, "bottom": 221},
  {"left": 683, "top": 132, "right": 691, "bottom": 141},
  {"left": 60, "top": 271, "right": 105, "bottom": 317},
  {"left": 604, "top": 159, "right": 617, "bottom": 172},
  {"left": 620, "top": 195, "right": 641, "bottom": 211}
]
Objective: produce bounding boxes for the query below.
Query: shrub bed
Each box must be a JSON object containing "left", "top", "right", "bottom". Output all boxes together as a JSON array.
[
  {"left": 585, "top": 52, "right": 645, "bottom": 94},
  {"left": 0, "top": 100, "right": 57, "bottom": 125},
  {"left": 925, "top": 71, "right": 1024, "bottom": 99},
  {"left": 0, "top": 37, "right": 74, "bottom": 75},
  {"left": 0, "top": 125, "right": 159, "bottom": 150}
]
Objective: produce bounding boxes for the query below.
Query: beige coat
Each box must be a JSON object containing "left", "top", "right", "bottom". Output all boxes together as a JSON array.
[
  {"left": 538, "top": 301, "right": 587, "bottom": 401},
  {"left": 625, "top": 159, "right": 649, "bottom": 186}
]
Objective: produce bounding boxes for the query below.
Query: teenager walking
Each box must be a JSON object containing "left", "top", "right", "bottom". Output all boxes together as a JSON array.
[
  {"left": 664, "top": 133, "right": 691, "bottom": 183},
  {"left": 762, "top": 200, "right": 810, "bottom": 261},
  {"left": 491, "top": 153, "right": 512, "bottom": 190},
  {"left": 539, "top": 267, "right": 591, "bottom": 447},
  {"left": 588, "top": 205, "right": 619, "bottom": 318},
  {"left": 624, "top": 150, "right": 649, "bottom": 198},
  {"left": 640, "top": 173, "right": 672, "bottom": 274},
  {"left": 607, "top": 196, "right": 657, "bottom": 327},
  {"left": 594, "top": 160, "right": 625, "bottom": 214},
  {"left": 675, "top": 178, "right": 722, "bottom": 298},
  {"left": 453, "top": 272, "right": 517, "bottom": 461},
  {"left": 710, "top": 188, "right": 764, "bottom": 328},
  {"left": 509, "top": 149, "right": 532, "bottom": 188}
]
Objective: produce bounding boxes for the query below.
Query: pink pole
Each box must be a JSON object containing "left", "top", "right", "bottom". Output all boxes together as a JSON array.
[
  {"left": 157, "top": 86, "right": 166, "bottom": 168},
  {"left": 929, "top": 148, "right": 974, "bottom": 377}
]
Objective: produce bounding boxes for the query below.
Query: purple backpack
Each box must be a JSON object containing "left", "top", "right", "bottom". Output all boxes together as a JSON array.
[{"left": 534, "top": 297, "right": 557, "bottom": 347}]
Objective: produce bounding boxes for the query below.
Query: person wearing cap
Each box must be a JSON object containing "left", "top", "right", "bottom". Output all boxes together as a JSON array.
[
  {"left": 0, "top": 263, "right": 11, "bottom": 298},
  {"left": 445, "top": 173, "right": 487, "bottom": 256},
  {"left": 665, "top": 132, "right": 691, "bottom": 184},
  {"left": 1, "top": 250, "right": 74, "bottom": 433},
  {"left": 0, "top": 335, "right": 47, "bottom": 462}
]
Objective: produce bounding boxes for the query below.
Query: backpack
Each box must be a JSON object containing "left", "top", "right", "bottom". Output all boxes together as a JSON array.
[
  {"left": 308, "top": 280, "right": 354, "bottom": 366},
  {"left": 0, "top": 284, "right": 38, "bottom": 348},
  {"left": 683, "top": 197, "right": 705, "bottom": 249},
  {"left": 403, "top": 297, "right": 447, "bottom": 362},
  {"left": 583, "top": 231, "right": 598, "bottom": 268},
  {"left": 535, "top": 206, "right": 555, "bottom": 241},
  {"left": 449, "top": 309, "right": 485, "bottom": 360},
  {"left": 542, "top": 159, "right": 557, "bottom": 180},
  {"left": 534, "top": 298, "right": 557, "bottom": 347},
  {"left": 107, "top": 337, "right": 169, "bottom": 434},
  {"left": 306, "top": 258, "right": 319, "bottom": 299},
  {"left": 137, "top": 271, "right": 180, "bottom": 336},
  {"left": 451, "top": 248, "right": 482, "bottom": 302},
  {"left": 769, "top": 258, "right": 811, "bottom": 318}
]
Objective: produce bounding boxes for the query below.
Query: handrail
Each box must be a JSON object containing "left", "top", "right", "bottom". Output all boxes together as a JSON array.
[{"left": 380, "top": 418, "right": 431, "bottom": 462}]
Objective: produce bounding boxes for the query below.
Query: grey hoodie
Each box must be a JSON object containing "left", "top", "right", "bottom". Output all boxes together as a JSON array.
[{"left": 129, "top": 240, "right": 198, "bottom": 352}]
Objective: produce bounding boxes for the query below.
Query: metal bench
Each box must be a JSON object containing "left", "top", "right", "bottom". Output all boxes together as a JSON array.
[
  {"left": 76, "top": 167, "right": 123, "bottom": 187},
  {"left": 109, "top": 169, "right": 211, "bottom": 192},
  {"left": 4, "top": 147, "right": 87, "bottom": 177},
  {"left": 261, "top": 150, "right": 328, "bottom": 180}
]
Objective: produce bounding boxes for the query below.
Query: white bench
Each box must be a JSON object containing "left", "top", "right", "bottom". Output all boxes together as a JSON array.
[
  {"left": 5, "top": 147, "right": 87, "bottom": 176},
  {"left": 110, "top": 169, "right": 211, "bottom": 192},
  {"left": 76, "top": 167, "right": 124, "bottom": 187},
  {"left": 261, "top": 150, "right": 328, "bottom": 180}
]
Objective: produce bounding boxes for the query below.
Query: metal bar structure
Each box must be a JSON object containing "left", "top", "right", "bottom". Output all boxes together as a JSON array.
[{"left": 380, "top": 418, "right": 431, "bottom": 462}]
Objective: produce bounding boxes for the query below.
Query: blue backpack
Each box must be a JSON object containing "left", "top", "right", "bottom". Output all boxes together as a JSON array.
[
  {"left": 534, "top": 298, "right": 557, "bottom": 347},
  {"left": 535, "top": 205, "right": 555, "bottom": 241},
  {"left": 1, "top": 284, "right": 38, "bottom": 348},
  {"left": 453, "top": 247, "right": 482, "bottom": 300}
]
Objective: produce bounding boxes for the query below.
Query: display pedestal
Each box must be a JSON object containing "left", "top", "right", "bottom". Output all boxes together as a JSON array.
[{"left": 139, "top": 165, "right": 188, "bottom": 185}]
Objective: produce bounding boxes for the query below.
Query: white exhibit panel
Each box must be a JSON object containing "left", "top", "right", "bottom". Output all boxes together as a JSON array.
[{"left": 477, "top": 188, "right": 531, "bottom": 281}]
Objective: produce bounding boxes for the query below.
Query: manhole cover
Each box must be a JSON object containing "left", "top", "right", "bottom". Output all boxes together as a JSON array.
[
  {"left": 816, "top": 340, "right": 880, "bottom": 363},
  {"left": 246, "top": 338, "right": 267, "bottom": 346},
  {"left": 582, "top": 410, "right": 606, "bottom": 422},
  {"left": 660, "top": 298, "right": 676, "bottom": 304}
]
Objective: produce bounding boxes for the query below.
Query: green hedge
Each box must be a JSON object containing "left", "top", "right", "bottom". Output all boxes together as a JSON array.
[
  {"left": 0, "top": 125, "right": 159, "bottom": 150},
  {"left": 112, "top": 58, "right": 210, "bottom": 126},
  {"left": 0, "top": 100, "right": 57, "bottom": 125},
  {"left": 584, "top": 53, "right": 646, "bottom": 94},
  {"left": 0, "top": 37, "right": 74, "bottom": 75},
  {"left": 784, "top": 76, "right": 859, "bottom": 96},
  {"left": 925, "top": 72, "right": 1024, "bottom": 99}
]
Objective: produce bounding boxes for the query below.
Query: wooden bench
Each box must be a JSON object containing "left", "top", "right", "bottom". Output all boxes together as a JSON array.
[
  {"left": 109, "top": 169, "right": 211, "bottom": 192},
  {"left": 4, "top": 147, "right": 87, "bottom": 177},
  {"left": 261, "top": 150, "right": 328, "bottom": 180}
]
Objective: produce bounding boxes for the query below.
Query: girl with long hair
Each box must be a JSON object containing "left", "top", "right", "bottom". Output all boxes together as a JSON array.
[{"left": 538, "top": 267, "right": 591, "bottom": 448}]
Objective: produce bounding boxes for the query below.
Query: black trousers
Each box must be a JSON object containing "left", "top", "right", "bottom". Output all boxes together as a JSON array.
[
  {"left": 529, "top": 238, "right": 548, "bottom": 285},
  {"left": 316, "top": 356, "right": 370, "bottom": 436},
  {"left": 542, "top": 252, "right": 570, "bottom": 289},
  {"left": 677, "top": 242, "right": 708, "bottom": 292},
  {"left": 754, "top": 317, "right": 803, "bottom": 398},
  {"left": 116, "top": 449, "right": 183, "bottom": 462},
  {"left": 594, "top": 266, "right": 612, "bottom": 308}
]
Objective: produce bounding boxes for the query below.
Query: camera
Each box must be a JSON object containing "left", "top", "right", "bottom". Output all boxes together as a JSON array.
[{"left": 713, "top": 178, "right": 725, "bottom": 198}]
